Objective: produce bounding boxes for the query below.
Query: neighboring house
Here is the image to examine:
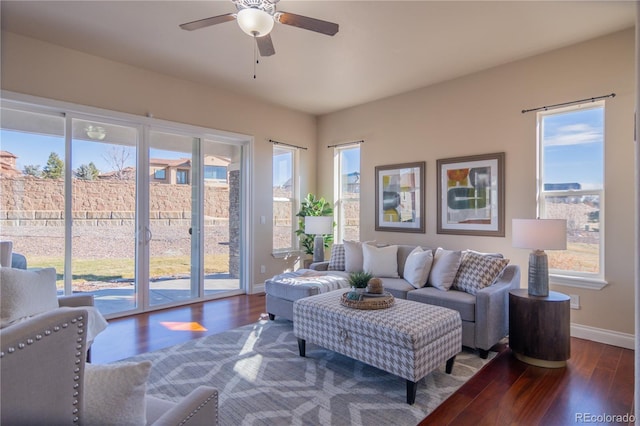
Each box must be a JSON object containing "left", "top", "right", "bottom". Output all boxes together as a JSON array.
[
  {"left": 150, "top": 156, "right": 230, "bottom": 186},
  {"left": 0, "top": 151, "right": 20, "bottom": 176},
  {"left": 98, "top": 166, "right": 136, "bottom": 181}
]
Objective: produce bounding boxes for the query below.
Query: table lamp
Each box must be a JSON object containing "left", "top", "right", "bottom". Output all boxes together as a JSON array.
[
  {"left": 304, "top": 216, "right": 333, "bottom": 263},
  {"left": 512, "top": 218, "right": 567, "bottom": 297}
]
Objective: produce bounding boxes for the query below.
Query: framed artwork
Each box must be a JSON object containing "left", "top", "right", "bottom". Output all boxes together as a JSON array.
[
  {"left": 437, "top": 152, "right": 505, "bottom": 237},
  {"left": 375, "top": 161, "right": 425, "bottom": 233}
]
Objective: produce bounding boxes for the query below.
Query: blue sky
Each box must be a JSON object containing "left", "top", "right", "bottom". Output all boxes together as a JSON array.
[
  {"left": 542, "top": 106, "right": 604, "bottom": 189},
  {"left": 0, "top": 131, "right": 187, "bottom": 173}
]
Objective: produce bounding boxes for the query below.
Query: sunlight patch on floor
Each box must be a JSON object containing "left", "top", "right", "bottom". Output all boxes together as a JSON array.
[{"left": 160, "top": 321, "right": 208, "bottom": 331}]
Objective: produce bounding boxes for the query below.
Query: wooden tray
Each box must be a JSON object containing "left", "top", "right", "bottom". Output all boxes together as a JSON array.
[{"left": 340, "top": 291, "right": 395, "bottom": 310}]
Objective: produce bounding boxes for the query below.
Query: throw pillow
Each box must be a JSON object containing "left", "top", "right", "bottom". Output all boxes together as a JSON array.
[
  {"left": 427, "top": 248, "right": 462, "bottom": 291},
  {"left": 327, "top": 244, "right": 345, "bottom": 271},
  {"left": 403, "top": 247, "right": 434, "bottom": 288},
  {"left": 0, "top": 267, "right": 59, "bottom": 328},
  {"left": 84, "top": 361, "right": 152, "bottom": 426},
  {"left": 344, "top": 240, "right": 366, "bottom": 272},
  {"left": 362, "top": 244, "right": 399, "bottom": 278},
  {"left": 452, "top": 251, "right": 510, "bottom": 295}
]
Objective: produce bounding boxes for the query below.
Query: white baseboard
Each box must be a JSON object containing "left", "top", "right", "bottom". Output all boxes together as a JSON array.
[
  {"left": 570, "top": 323, "right": 635, "bottom": 350},
  {"left": 252, "top": 283, "right": 265, "bottom": 294}
]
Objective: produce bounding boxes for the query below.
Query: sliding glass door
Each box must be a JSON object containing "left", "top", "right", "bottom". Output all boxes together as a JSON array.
[
  {"left": 1, "top": 99, "right": 247, "bottom": 318},
  {"left": 71, "top": 118, "right": 138, "bottom": 315}
]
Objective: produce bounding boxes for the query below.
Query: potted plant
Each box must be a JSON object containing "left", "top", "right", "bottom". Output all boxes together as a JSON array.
[
  {"left": 348, "top": 271, "right": 373, "bottom": 292},
  {"left": 296, "top": 193, "right": 334, "bottom": 266}
]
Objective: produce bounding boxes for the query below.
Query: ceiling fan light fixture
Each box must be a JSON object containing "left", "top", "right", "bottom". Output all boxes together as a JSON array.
[
  {"left": 86, "top": 125, "right": 106, "bottom": 141},
  {"left": 236, "top": 7, "right": 274, "bottom": 37}
]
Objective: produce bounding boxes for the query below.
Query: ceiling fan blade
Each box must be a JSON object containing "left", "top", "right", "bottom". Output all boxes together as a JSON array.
[
  {"left": 276, "top": 12, "right": 338, "bottom": 36},
  {"left": 179, "top": 13, "right": 236, "bottom": 31},
  {"left": 256, "top": 34, "right": 276, "bottom": 57}
]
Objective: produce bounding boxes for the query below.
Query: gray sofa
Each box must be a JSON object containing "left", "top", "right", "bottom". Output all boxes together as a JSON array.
[{"left": 266, "top": 244, "right": 521, "bottom": 358}]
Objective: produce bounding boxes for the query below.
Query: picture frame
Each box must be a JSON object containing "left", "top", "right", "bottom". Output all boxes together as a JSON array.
[
  {"left": 375, "top": 161, "right": 425, "bottom": 233},
  {"left": 437, "top": 152, "right": 505, "bottom": 237}
]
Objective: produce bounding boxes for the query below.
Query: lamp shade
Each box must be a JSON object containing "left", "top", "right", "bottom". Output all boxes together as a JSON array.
[
  {"left": 236, "top": 8, "right": 274, "bottom": 37},
  {"left": 512, "top": 219, "right": 567, "bottom": 250},
  {"left": 304, "top": 216, "right": 333, "bottom": 235}
]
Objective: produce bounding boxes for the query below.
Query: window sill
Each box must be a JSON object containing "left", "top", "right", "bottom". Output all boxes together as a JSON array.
[
  {"left": 549, "top": 274, "right": 608, "bottom": 290},
  {"left": 271, "top": 250, "right": 303, "bottom": 260}
]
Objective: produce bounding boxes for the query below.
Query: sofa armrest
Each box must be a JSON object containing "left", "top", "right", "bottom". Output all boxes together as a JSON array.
[
  {"left": 151, "top": 386, "right": 219, "bottom": 426},
  {"left": 309, "top": 261, "right": 329, "bottom": 271},
  {"left": 474, "top": 265, "right": 521, "bottom": 350},
  {"left": 58, "top": 293, "right": 95, "bottom": 307}
]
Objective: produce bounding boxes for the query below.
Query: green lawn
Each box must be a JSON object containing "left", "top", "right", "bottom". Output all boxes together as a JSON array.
[
  {"left": 28, "top": 254, "right": 230, "bottom": 287},
  {"left": 548, "top": 242, "right": 599, "bottom": 273}
]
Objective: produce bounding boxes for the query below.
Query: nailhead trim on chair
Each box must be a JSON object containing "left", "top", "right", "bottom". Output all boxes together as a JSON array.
[
  {"left": 178, "top": 391, "right": 219, "bottom": 426},
  {"left": 0, "top": 313, "right": 86, "bottom": 424}
]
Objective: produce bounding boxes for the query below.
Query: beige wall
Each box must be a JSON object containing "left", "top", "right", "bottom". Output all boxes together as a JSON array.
[
  {"left": 317, "top": 29, "right": 636, "bottom": 336},
  {"left": 1, "top": 31, "right": 317, "bottom": 285}
]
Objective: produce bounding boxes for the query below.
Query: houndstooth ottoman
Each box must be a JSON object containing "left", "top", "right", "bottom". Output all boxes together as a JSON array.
[{"left": 293, "top": 289, "right": 462, "bottom": 404}]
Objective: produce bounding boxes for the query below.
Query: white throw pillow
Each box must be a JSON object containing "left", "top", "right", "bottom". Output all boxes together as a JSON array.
[
  {"left": 343, "top": 240, "right": 364, "bottom": 272},
  {"left": 363, "top": 244, "right": 399, "bottom": 278},
  {"left": 427, "top": 248, "right": 462, "bottom": 291},
  {"left": 0, "top": 267, "right": 59, "bottom": 328},
  {"left": 84, "top": 361, "right": 152, "bottom": 426},
  {"left": 403, "top": 247, "right": 434, "bottom": 288}
]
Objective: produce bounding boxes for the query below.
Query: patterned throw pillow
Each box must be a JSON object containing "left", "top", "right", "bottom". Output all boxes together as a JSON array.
[
  {"left": 327, "top": 244, "right": 345, "bottom": 271},
  {"left": 452, "top": 251, "right": 510, "bottom": 295}
]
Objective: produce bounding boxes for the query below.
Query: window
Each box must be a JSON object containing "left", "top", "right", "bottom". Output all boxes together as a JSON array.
[
  {"left": 272, "top": 145, "right": 296, "bottom": 252},
  {"left": 334, "top": 144, "right": 360, "bottom": 242},
  {"left": 204, "top": 165, "right": 227, "bottom": 181},
  {"left": 176, "top": 169, "right": 189, "bottom": 184},
  {"left": 538, "top": 102, "right": 605, "bottom": 285},
  {"left": 154, "top": 168, "right": 166, "bottom": 179}
]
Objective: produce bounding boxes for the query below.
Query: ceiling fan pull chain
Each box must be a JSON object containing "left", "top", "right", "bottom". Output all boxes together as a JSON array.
[{"left": 253, "top": 35, "right": 258, "bottom": 79}]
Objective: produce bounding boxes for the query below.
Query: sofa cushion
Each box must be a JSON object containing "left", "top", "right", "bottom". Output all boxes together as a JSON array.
[
  {"left": 427, "top": 248, "right": 462, "bottom": 291},
  {"left": 403, "top": 247, "right": 434, "bottom": 288},
  {"left": 265, "top": 271, "right": 349, "bottom": 301},
  {"left": 327, "top": 244, "right": 345, "bottom": 271},
  {"left": 376, "top": 277, "right": 415, "bottom": 299},
  {"left": 0, "top": 267, "right": 59, "bottom": 328},
  {"left": 407, "top": 287, "right": 476, "bottom": 322},
  {"left": 363, "top": 244, "right": 399, "bottom": 278},
  {"left": 452, "top": 251, "right": 510, "bottom": 295},
  {"left": 84, "top": 361, "right": 152, "bottom": 426}
]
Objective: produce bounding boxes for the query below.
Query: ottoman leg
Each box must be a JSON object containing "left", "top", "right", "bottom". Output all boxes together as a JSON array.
[
  {"left": 297, "top": 338, "right": 306, "bottom": 357},
  {"left": 446, "top": 355, "right": 456, "bottom": 374},
  {"left": 406, "top": 380, "right": 418, "bottom": 405}
]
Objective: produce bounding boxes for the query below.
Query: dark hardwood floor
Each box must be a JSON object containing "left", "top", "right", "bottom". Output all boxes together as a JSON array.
[{"left": 91, "top": 294, "right": 635, "bottom": 425}]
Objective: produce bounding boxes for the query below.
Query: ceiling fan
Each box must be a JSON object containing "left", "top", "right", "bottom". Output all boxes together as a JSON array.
[{"left": 179, "top": 0, "right": 339, "bottom": 57}]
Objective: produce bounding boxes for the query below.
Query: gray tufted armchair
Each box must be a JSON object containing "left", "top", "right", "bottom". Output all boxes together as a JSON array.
[{"left": 0, "top": 308, "right": 219, "bottom": 425}]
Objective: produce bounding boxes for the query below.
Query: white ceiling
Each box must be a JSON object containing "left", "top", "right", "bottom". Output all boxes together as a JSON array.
[{"left": 1, "top": 1, "right": 635, "bottom": 115}]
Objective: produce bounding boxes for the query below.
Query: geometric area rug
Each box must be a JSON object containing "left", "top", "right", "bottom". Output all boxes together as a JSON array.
[{"left": 121, "top": 319, "right": 495, "bottom": 426}]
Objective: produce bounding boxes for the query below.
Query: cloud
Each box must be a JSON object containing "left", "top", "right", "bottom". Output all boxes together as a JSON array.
[{"left": 544, "top": 123, "right": 603, "bottom": 147}]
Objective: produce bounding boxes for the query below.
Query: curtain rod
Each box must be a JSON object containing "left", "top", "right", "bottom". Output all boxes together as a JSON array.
[
  {"left": 268, "top": 139, "right": 307, "bottom": 150},
  {"left": 327, "top": 140, "right": 364, "bottom": 148},
  {"left": 521, "top": 93, "right": 615, "bottom": 114}
]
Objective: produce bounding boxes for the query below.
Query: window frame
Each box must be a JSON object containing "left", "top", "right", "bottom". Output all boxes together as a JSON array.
[
  {"left": 334, "top": 144, "right": 360, "bottom": 243},
  {"left": 176, "top": 169, "right": 189, "bottom": 185},
  {"left": 154, "top": 168, "right": 166, "bottom": 180},
  {"left": 537, "top": 101, "right": 607, "bottom": 290},
  {"left": 272, "top": 145, "right": 298, "bottom": 255}
]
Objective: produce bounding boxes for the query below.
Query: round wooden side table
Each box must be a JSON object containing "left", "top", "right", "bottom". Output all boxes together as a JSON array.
[{"left": 508, "top": 289, "right": 570, "bottom": 368}]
